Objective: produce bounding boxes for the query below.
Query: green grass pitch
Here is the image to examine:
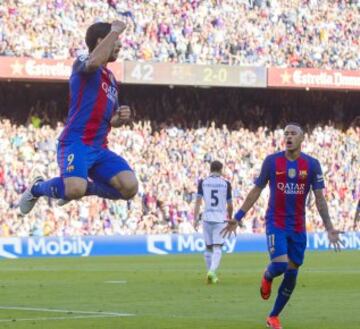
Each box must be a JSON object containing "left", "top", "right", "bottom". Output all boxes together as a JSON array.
[{"left": 0, "top": 251, "right": 359, "bottom": 329}]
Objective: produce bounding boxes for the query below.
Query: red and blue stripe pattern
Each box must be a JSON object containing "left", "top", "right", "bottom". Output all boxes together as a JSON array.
[
  {"left": 59, "top": 58, "right": 118, "bottom": 148},
  {"left": 255, "top": 151, "right": 324, "bottom": 233}
]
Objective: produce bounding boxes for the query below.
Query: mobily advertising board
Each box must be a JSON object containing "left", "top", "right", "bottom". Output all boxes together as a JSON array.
[{"left": 0, "top": 232, "right": 358, "bottom": 259}]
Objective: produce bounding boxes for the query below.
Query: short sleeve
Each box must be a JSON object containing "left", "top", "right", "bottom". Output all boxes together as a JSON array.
[
  {"left": 254, "top": 156, "right": 271, "bottom": 188},
  {"left": 114, "top": 90, "right": 119, "bottom": 111},
  {"left": 226, "top": 181, "right": 232, "bottom": 201},
  {"left": 197, "top": 179, "right": 203, "bottom": 197},
  {"left": 311, "top": 159, "right": 325, "bottom": 190},
  {"left": 72, "top": 55, "right": 90, "bottom": 74},
  {"left": 109, "top": 72, "right": 119, "bottom": 111}
]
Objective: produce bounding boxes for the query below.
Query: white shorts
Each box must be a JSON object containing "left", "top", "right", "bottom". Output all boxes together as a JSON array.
[{"left": 202, "top": 221, "right": 226, "bottom": 246}]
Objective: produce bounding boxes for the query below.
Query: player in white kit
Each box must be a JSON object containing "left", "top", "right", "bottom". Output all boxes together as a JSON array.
[{"left": 194, "top": 160, "right": 233, "bottom": 284}]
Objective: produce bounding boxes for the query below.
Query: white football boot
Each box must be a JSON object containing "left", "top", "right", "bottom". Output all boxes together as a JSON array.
[{"left": 19, "top": 175, "right": 44, "bottom": 215}]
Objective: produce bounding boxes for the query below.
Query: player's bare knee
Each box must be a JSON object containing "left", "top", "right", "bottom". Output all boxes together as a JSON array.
[
  {"left": 65, "top": 185, "right": 86, "bottom": 200},
  {"left": 288, "top": 260, "right": 300, "bottom": 270},
  {"left": 63, "top": 178, "right": 87, "bottom": 200},
  {"left": 120, "top": 180, "right": 138, "bottom": 200},
  {"left": 272, "top": 255, "right": 288, "bottom": 263},
  {"left": 110, "top": 172, "right": 138, "bottom": 199}
]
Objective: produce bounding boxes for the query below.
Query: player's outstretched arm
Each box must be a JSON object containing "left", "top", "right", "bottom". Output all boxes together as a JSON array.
[
  {"left": 313, "top": 189, "right": 344, "bottom": 251},
  {"left": 194, "top": 197, "right": 202, "bottom": 228},
  {"left": 110, "top": 105, "right": 132, "bottom": 127},
  {"left": 86, "top": 20, "right": 126, "bottom": 71},
  {"left": 221, "top": 186, "right": 263, "bottom": 238},
  {"left": 227, "top": 200, "right": 233, "bottom": 222}
]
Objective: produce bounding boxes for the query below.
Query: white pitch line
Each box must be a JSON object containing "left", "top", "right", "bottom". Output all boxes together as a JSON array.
[
  {"left": 104, "top": 280, "right": 127, "bottom": 284},
  {"left": 0, "top": 314, "right": 119, "bottom": 323},
  {"left": 304, "top": 269, "right": 360, "bottom": 274},
  {"left": 0, "top": 306, "right": 134, "bottom": 317}
]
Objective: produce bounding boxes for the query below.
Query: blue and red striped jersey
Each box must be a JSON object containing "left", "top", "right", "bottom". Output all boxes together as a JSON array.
[
  {"left": 255, "top": 151, "right": 325, "bottom": 232},
  {"left": 58, "top": 56, "right": 119, "bottom": 148}
]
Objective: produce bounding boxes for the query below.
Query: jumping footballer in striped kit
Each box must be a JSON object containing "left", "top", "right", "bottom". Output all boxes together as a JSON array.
[{"left": 19, "top": 21, "right": 138, "bottom": 215}]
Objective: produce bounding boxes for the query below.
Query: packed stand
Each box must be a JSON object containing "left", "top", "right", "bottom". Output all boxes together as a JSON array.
[
  {"left": 0, "top": 0, "right": 359, "bottom": 69},
  {"left": 0, "top": 118, "right": 359, "bottom": 237}
]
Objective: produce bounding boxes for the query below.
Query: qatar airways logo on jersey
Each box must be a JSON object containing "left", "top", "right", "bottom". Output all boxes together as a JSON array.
[
  {"left": 101, "top": 82, "right": 118, "bottom": 103},
  {"left": 277, "top": 182, "right": 305, "bottom": 195}
]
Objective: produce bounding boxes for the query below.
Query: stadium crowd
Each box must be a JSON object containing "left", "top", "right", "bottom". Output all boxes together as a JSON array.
[
  {"left": 0, "top": 0, "right": 359, "bottom": 69},
  {"left": 0, "top": 95, "right": 359, "bottom": 236}
]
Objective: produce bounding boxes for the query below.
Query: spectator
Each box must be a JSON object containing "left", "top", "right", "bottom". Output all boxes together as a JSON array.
[
  {"left": 0, "top": 105, "right": 358, "bottom": 236},
  {"left": 0, "top": 0, "right": 358, "bottom": 69}
]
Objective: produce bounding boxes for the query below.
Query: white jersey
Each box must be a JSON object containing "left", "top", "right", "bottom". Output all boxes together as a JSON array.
[{"left": 197, "top": 174, "right": 232, "bottom": 223}]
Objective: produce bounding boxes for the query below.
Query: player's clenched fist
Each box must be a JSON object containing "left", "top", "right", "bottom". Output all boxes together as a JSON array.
[
  {"left": 111, "top": 105, "right": 132, "bottom": 127},
  {"left": 111, "top": 20, "right": 126, "bottom": 34},
  {"left": 117, "top": 105, "right": 131, "bottom": 121}
]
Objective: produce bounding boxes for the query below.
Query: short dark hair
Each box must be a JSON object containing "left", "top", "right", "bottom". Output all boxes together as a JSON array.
[
  {"left": 285, "top": 122, "right": 303, "bottom": 133},
  {"left": 85, "top": 22, "right": 111, "bottom": 52},
  {"left": 210, "top": 160, "right": 223, "bottom": 173}
]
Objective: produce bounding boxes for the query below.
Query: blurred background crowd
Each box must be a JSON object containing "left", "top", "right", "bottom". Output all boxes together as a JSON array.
[
  {"left": 0, "top": 0, "right": 359, "bottom": 69},
  {"left": 0, "top": 84, "right": 359, "bottom": 237}
]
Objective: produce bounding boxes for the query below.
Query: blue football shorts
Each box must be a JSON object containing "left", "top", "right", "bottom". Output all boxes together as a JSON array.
[
  {"left": 57, "top": 141, "right": 132, "bottom": 183},
  {"left": 266, "top": 227, "right": 307, "bottom": 266}
]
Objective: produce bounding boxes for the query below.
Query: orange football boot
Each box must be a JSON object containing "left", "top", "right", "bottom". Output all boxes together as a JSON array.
[
  {"left": 266, "top": 316, "right": 282, "bottom": 329},
  {"left": 260, "top": 274, "right": 272, "bottom": 300}
]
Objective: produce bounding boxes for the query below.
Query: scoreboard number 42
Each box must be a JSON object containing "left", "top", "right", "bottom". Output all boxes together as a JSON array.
[{"left": 130, "top": 63, "right": 155, "bottom": 81}]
